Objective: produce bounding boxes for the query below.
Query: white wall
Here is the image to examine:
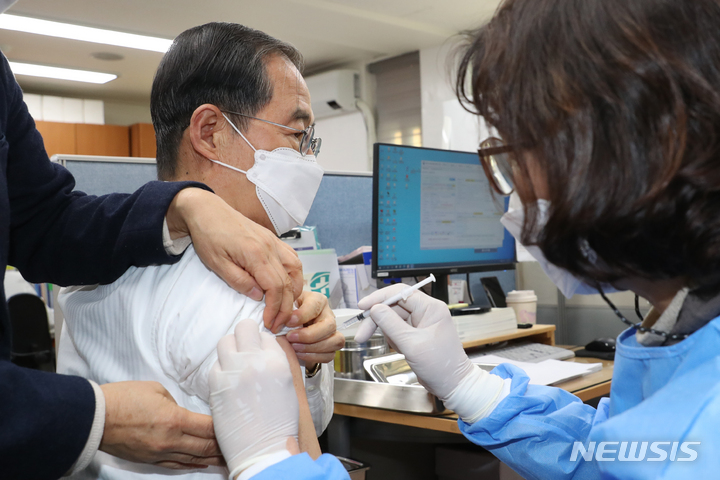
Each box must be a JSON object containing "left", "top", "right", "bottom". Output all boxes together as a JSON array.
[
  {"left": 23, "top": 90, "right": 152, "bottom": 126},
  {"left": 314, "top": 111, "right": 369, "bottom": 172},
  {"left": 307, "top": 57, "right": 377, "bottom": 173},
  {"left": 420, "top": 42, "right": 482, "bottom": 151},
  {"left": 420, "top": 43, "right": 451, "bottom": 149},
  {"left": 103, "top": 100, "right": 152, "bottom": 126},
  {"left": 23, "top": 93, "right": 105, "bottom": 124}
]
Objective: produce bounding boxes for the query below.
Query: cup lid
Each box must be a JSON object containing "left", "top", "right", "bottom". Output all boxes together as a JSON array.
[{"left": 506, "top": 290, "right": 537, "bottom": 302}]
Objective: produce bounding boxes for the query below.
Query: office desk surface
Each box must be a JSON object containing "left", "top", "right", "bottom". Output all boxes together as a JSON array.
[
  {"left": 333, "top": 345, "right": 613, "bottom": 435},
  {"left": 557, "top": 347, "right": 614, "bottom": 402}
]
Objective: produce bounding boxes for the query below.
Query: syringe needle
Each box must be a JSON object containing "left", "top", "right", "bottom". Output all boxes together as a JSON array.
[{"left": 339, "top": 274, "right": 436, "bottom": 330}]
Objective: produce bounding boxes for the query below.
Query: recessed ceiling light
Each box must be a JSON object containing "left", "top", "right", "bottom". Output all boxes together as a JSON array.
[
  {"left": 0, "top": 14, "right": 172, "bottom": 53},
  {"left": 9, "top": 61, "right": 117, "bottom": 84}
]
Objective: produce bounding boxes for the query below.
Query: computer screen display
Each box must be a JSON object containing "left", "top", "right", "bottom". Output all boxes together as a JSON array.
[{"left": 372, "top": 143, "right": 515, "bottom": 278}]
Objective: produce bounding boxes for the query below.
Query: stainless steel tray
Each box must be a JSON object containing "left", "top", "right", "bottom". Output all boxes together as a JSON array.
[
  {"left": 333, "top": 353, "right": 500, "bottom": 416},
  {"left": 334, "top": 377, "right": 448, "bottom": 415},
  {"left": 364, "top": 353, "right": 417, "bottom": 384},
  {"left": 363, "top": 352, "right": 498, "bottom": 385}
]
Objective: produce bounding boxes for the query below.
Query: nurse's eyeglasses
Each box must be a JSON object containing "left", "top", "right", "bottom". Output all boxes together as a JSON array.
[
  {"left": 222, "top": 110, "right": 322, "bottom": 157},
  {"left": 477, "top": 137, "right": 516, "bottom": 196}
]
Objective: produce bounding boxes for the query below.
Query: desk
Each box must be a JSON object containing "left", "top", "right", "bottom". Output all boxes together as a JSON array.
[
  {"left": 558, "top": 347, "right": 614, "bottom": 401},
  {"left": 333, "top": 325, "right": 613, "bottom": 435}
]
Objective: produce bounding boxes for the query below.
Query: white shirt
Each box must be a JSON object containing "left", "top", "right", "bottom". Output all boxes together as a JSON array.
[{"left": 57, "top": 246, "right": 333, "bottom": 480}]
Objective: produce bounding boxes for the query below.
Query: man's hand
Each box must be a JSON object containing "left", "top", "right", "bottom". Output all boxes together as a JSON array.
[
  {"left": 286, "top": 291, "right": 345, "bottom": 365},
  {"left": 100, "top": 381, "right": 223, "bottom": 469},
  {"left": 166, "top": 188, "right": 303, "bottom": 329}
]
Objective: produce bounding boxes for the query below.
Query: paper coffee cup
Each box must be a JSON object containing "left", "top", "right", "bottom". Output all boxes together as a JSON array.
[{"left": 506, "top": 290, "right": 537, "bottom": 324}]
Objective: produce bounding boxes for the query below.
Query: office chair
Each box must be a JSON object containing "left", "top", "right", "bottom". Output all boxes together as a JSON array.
[{"left": 8, "top": 293, "right": 55, "bottom": 372}]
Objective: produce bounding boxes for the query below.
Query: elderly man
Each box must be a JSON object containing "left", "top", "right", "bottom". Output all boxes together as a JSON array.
[
  {"left": 0, "top": 9, "right": 305, "bottom": 480},
  {"left": 56, "top": 22, "right": 344, "bottom": 479}
]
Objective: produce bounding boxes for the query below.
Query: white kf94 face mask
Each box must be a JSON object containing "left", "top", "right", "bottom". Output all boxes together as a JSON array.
[
  {"left": 209, "top": 113, "right": 325, "bottom": 235},
  {"left": 500, "top": 198, "right": 619, "bottom": 298}
]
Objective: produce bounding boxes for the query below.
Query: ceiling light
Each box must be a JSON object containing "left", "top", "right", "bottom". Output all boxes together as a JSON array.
[
  {"left": 9, "top": 61, "right": 117, "bottom": 84},
  {"left": 0, "top": 14, "right": 172, "bottom": 53}
]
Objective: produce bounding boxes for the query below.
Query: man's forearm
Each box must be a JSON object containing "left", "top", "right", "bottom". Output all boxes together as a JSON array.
[{"left": 276, "top": 337, "right": 321, "bottom": 459}]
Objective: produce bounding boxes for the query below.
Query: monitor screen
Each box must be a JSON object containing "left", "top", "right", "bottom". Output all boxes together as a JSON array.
[{"left": 372, "top": 143, "right": 516, "bottom": 278}]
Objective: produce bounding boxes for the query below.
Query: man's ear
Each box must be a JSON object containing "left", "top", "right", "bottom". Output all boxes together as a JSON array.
[{"left": 188, "top": 104, "right": 226, "bottom": 160}]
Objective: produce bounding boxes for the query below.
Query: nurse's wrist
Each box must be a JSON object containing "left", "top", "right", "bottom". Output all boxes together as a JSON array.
[
  {"left": 234, "top": 438, "right": 299, "bottom": 480},
  {"left": 443, "top": 366, "right": 507, "bottom": 424}
]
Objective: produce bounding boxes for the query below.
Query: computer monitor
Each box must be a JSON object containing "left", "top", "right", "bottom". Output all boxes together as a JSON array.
[{"left": 372, "top": 143, "right": 516, "bottom": 302}]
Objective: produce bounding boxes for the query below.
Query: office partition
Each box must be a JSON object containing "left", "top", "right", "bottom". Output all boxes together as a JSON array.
[
  {"left": 304, "top": 172, "right": 373, "bottom": 257},
  {"left": 53, "top": 155, "right": 372, "bottom": 257}
]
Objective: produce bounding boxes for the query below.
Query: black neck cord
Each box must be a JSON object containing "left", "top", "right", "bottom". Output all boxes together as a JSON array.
[{"left": 598, "top": 288, "right": 689, "bottom": 341}]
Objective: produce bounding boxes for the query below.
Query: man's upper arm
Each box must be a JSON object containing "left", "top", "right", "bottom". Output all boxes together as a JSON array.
[{"left": 155, "top": 252, "right": 264, "bottom": 400}]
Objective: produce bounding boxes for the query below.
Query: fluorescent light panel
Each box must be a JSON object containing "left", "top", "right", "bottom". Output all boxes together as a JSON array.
[
  {"left": 0, "top": 14, "right": 172, "bottom": 53},
  {"left": 9, "top": 61, "right": 117, "bottom": 84}
]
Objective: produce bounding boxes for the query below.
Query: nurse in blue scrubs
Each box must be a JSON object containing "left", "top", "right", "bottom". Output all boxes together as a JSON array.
[{"left": 208, "top": 0, "right": 720, "bottom": 478}]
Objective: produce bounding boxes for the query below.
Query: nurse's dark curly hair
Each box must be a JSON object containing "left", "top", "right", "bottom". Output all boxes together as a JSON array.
[{"left": 457, "top": 0, "right": 720, "bottom": 293}]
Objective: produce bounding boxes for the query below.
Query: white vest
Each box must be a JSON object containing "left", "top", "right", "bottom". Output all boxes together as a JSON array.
[{"left": 57, "top": 246, "right": 332, "bottom": 480}]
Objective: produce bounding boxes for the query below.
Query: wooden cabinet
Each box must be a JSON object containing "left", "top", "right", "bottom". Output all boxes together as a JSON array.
[
  {"left": 75, "top": 124, "right": 129, "bottom": 156},
  {"left": 35, "top": 121, "right": 132, "bottom": 158},
  {"left": 35, "top": 121, "right": 155, "bottom": 158},
  {"left": 130, "top": 123, "right": 157, "bottom": 158},
  {"left": 35, "top": 121, "right": 77, "bottom": 157}
]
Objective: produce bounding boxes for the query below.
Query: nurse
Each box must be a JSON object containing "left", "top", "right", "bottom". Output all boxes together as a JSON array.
[{"left": 208, "top": 0, "right": 720, "bottom": 478}]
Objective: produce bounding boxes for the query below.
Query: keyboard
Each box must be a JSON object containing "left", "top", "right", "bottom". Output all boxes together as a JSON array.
[{"left": 472, "top": 342, "right": 575, "bottom": 363}]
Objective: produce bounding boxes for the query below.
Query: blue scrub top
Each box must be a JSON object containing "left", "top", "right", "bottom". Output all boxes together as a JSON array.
[{"left": 462, "top": 315, "right": 720, "bottom": 479}]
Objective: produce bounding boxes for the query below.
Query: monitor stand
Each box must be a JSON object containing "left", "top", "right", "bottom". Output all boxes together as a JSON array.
[{"left": 430, "top": 274, "right": 449, "bottom": 304}]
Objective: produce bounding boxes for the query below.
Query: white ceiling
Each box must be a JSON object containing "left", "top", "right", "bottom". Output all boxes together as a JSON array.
[{"left": 0, "top": 0, "right": 499, "bottom": 103}]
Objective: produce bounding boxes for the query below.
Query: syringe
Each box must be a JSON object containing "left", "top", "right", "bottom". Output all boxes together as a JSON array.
[{"left": 339, "top": 274, "right": 436, "bottom": 330}]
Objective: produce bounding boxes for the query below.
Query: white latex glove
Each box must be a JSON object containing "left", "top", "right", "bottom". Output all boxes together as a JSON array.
[
  {"left": 357, "top": 285, "right": 507, "bottom": 423},
  {"left": 209, "top": 320, "right": 299, "bottom": 479}
]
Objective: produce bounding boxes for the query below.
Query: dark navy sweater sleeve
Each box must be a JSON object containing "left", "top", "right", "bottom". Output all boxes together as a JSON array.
[
  {"left": 0, "top": 52, "right": 210, "bottom": 479},
  {"left": 4, "top": 71, "right": 210, "bottom": 285},
  {"left": 0, "top": 362, "right": 96, "bottom": 479}
]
